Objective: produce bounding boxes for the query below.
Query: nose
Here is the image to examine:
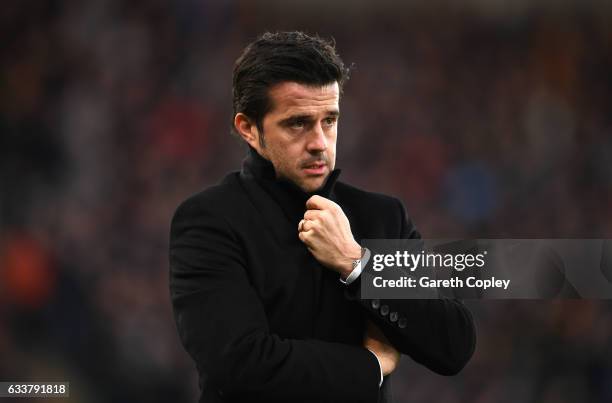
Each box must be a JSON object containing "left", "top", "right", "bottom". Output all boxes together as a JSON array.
[{"left": 306, "top": 123, "right": 327, "bottom": 152}]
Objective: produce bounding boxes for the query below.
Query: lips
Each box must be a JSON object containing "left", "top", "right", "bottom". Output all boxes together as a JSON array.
[{"left": 302, "top": 161, "right": 327, "bottom": 175}]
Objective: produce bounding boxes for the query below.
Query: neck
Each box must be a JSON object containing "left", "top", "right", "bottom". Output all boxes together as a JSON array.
[{"left": 242, "top": 146, "right": 340, "bottom": 197}]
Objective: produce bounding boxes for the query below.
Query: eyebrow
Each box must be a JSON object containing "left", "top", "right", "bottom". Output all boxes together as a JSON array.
[{"left": 278, "top": 110, "right": 340, "bottom": 126}]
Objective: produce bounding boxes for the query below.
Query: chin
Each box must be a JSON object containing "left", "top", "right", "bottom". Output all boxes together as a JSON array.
[{"left": 300, "top": 179, "right": 325, "bottom": 193}]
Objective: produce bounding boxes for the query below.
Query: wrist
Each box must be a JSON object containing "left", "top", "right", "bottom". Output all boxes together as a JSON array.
[
  {"left": 339, "top": 242, "right": 362, "bottom": 279},
  {"left": 366, "top": 348, "right": 384, "bottom": 387}
]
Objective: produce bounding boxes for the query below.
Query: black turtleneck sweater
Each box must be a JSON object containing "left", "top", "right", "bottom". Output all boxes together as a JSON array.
[{"left": 169, "top": 148, "right": 476, "bottom": 403}]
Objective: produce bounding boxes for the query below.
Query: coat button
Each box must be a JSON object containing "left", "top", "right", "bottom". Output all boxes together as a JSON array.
[
  {"left": 389, "top": 312, "right": 398, "bottom": 322},
  {"left": 371, "top": 299, "right": 381, "bottom": 309},
  {"left": 380, "top": 305, "right": 389, "bottom": 316},
  {"left": 398, "top": 317, "right": 408, "bottom": 329}
]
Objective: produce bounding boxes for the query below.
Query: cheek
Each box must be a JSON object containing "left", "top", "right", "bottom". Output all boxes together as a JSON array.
[
  {"left": 270, "top": 143, "right": 300, "bottom": 173},
  {"left": 328, "top": 131, "right": 338, "bottom": 148},
  {"left": 327, "top": 134, "right": 337, "bottom": 154}
]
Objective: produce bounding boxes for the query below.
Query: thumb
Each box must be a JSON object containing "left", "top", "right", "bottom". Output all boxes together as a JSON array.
[{"left": 306, "top": 195, "right": 332, "bottom": 211}]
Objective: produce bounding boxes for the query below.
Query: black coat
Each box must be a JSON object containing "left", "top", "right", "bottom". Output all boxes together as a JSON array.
[{"left": 169, "top": 148, "right": 476, "bottom": 403}]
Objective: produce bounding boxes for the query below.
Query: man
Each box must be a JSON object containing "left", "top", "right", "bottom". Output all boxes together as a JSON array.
[{"left": 169, "top": 31, "right": 475, "bottom": 403}]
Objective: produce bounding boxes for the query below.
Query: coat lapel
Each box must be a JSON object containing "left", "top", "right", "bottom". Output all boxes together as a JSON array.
[{"left": 238, "top": 148, "right": 343, "bottom": 327}]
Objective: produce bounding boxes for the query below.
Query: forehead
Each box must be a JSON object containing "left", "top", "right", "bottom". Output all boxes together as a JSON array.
[{"left": 267, "top": 81, "right": 339, "bottom": 116}]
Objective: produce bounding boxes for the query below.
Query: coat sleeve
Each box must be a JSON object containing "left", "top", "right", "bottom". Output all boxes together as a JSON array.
[
  {"left": 346, "top": 198, "right": 476, "bottom": 376},
  {"left": 169, "top": 197, "right": 381, "bottom": 402}
]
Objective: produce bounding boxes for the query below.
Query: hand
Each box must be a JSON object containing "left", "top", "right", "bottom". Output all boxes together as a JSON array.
[
  {"left": 363, "top": 320, "right": 400, "bottom": 376},
  {"left": 298, "top": 195, "right": 362, "bottom": 278}
]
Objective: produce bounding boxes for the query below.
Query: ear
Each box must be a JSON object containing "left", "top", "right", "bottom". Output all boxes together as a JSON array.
[{"left": 234, "top": 113, "right": 263, "bottom": 152}]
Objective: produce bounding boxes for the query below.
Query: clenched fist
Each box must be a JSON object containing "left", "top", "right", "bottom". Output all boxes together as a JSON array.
[{"left": 298, "top": 195, "right": 362, "bottom": 279}]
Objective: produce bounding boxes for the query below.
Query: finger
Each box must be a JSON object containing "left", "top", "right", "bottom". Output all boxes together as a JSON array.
[
  {"left": 302, "top": 219, "right": 316, "bottom": 232},
  {"left": 298, "top": 219, "right": 305, "bottom": 232},
  {"left": 298, "top": 229, "right": 313, "bottom": 243},
  {"left": 304, "top": 210, "right": 321, "bottom": 221},
  {"left": 306, "top": 195, "right": 334, "bottom": 210}
]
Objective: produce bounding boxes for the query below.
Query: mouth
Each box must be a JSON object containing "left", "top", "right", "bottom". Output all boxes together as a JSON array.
[{"left": 302, "top": 161, "right": 327, "bottom": 176}]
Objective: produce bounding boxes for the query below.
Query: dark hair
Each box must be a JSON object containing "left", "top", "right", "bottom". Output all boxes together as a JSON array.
[{"left": 232, "top": 31, "right": 350, "bottom": 137}]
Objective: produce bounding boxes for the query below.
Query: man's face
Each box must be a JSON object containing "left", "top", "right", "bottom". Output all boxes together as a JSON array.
[{"left": 256, "top": 81, "right": 340, "bottom": 193}]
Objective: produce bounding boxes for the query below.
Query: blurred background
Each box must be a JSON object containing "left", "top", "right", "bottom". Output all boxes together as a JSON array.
[{"left": 1, "top": 0, "right": 612, "bottom": 402}]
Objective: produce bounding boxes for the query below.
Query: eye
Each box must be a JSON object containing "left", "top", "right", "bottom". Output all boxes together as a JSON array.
[
  {"left": 323, "top": 117, "right": 337, "bottom": 127},
  {"left": 290, "top": 120, "right": 306, "bottom": 130}
]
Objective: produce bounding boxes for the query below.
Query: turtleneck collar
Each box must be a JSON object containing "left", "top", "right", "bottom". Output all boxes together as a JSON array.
[{"left": 240, "top": 146, "right": 341, "bottom": 224}]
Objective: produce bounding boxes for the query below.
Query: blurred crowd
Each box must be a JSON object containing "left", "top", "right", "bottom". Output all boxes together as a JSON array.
[{"left": 1, "top": 0, "right": 611, "bottom": 402}]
